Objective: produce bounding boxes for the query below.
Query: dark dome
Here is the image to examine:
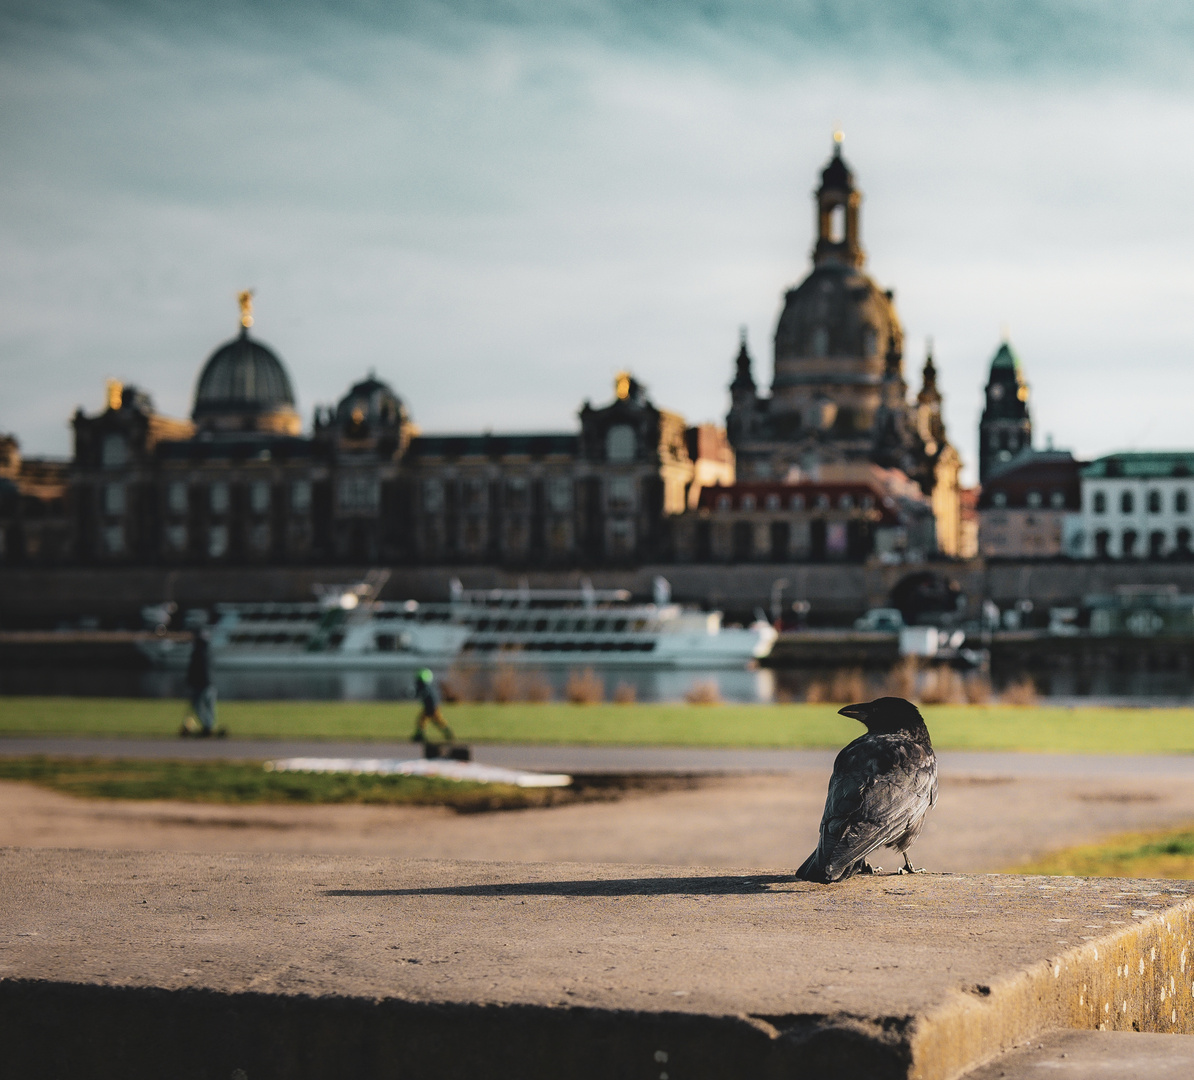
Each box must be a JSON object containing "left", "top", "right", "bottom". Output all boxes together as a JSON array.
[
  {"left": 335, "top": 374, "right": 407, "bottom": 434},
  {"left": 192, "top": 328, "right": 296, "bottom": 422}
]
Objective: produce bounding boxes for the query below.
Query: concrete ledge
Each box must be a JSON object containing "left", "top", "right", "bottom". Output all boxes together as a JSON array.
[{"left": 2, "top": 850, "right": 1194, "bottom": 1079}]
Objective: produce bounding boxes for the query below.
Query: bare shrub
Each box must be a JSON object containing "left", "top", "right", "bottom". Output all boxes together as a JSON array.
[
  {"left": 964, "top": 674, "right": 992, "bottom": 705},
  {"left": 440, "top": 666, "right": 479, "bottom": 703},
  {"left": 774, "top": 688, "right": 793, "bottom": 704},
  {"left": 613, "top": 681, "right": 637, "bottom": 704},
  {"left": 524, "top": 671, "right": 554, "bottom": 703},
  {"left": 804, "top": 680, "right": 828, "bottom": 704},
  {"left": 830, "top": 667, "right": 866, "bottom": 704},
  {"left": 920, "top": 666, "right": 966, "bottom": 705},
  {"left": 491, "top": 665, "right": 520, "bottom": 704},
  {"left": 885, "top": 657, "right": 919, "bottom": 701},
  {"left": 565, "top": 668, "right": 604, "bottom": 704},
  {"left": 1001, "top": 677, "right": 1038, "bottom": 706},
  {"left": 684, "top": 679, "right": 722, "bottom": 705}
]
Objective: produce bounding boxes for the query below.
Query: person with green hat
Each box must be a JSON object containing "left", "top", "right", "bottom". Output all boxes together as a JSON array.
[{"left": 412, "top": 668, "right": 455, "bottom": 743}]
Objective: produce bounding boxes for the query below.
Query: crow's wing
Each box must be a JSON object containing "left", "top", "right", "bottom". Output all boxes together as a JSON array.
[{"left": 818, "top": 735, "right": 937, "bottom": 879}]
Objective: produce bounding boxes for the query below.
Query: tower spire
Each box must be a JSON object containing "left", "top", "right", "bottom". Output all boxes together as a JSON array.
[{"left": 238, "top": 289, "right": 255, "bottom": 331}]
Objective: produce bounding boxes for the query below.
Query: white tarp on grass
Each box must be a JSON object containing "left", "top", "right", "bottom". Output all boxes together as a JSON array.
[{"left": 264, "top": 757, "right": 572, "bottom": 788}]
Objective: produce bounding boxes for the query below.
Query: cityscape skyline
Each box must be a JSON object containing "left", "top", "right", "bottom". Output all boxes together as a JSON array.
[{"left": 6, "top": 2, "right": 1194, "bottom": 483}]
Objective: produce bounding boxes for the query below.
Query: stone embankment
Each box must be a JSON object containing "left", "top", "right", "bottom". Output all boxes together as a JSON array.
[{"left": 3, "top": 849, "right": 1194, "bottom": 1078}]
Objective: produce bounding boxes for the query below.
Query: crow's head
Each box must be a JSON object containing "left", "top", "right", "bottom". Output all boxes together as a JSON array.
[{"left": 838, "top": 696, "right": 927, "bottom": 734}]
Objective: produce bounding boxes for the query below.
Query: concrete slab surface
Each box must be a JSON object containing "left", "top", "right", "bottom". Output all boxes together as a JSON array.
[
  {"left": 964, "top": 1030, "right": 1194, "bottom": 1079},
  {"left": 4, "top": 850, "right": 1194, "bottom": 1079}
]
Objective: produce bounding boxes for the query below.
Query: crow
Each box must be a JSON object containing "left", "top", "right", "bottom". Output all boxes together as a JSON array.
[{"left": 795, "top": 697, "right": 938, "bottom": 883}]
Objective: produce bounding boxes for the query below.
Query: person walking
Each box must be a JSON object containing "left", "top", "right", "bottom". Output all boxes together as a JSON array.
[
  {"left": 412, "top": 668, "right": 455, "bottom": 743},
  {"left": 183, "top": 627, "right": 221, "bottom": 737}
]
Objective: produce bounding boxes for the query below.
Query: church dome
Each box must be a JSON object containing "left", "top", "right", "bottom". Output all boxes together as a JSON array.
[
  {"left": 334, "top": 374, "right": 408, "bottom": 436},
  {"left": 192, "top": 326, "right": 300, "bottom": 434}
]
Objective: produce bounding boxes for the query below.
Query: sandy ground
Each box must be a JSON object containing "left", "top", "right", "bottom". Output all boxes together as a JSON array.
[{"left": 3, "top": 767, "right": 1194, "bottom": 872}]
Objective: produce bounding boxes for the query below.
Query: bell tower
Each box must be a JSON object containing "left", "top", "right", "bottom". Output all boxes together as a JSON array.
[
  {"left": 812, "top": 131, "right": 865, "bottom": 269},
  {"left": 978, "top": 338, "right": 1032, "bottom": 483}
]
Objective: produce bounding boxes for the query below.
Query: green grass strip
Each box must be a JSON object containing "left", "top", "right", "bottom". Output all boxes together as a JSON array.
[
  {"left": 0, "top": 755, "right": 556, "bottom": 811},
  {"left": 1013, "top": 828, "right": 1194, "bottom": 880},
  {"left": 1, "top": 697, "right": 1194, "bottom": 754}
]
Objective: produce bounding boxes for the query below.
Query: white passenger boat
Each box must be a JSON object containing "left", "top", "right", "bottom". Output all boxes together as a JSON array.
[{"left": 138, "top": 575, "right": 776, "bottom": 671}]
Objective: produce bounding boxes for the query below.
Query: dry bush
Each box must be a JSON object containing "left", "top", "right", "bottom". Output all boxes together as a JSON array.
[
  {"left": 491, "top": 665, "right": 520, "bottom": 704},
  {"left": 1000, "top": 677, "right": 1038, "bottom": 706},
  {"left": 524, "top": 671, "right": 554, "bottom": 703},
  {"left": 613, "top": 681, "right": 637, "bottom": 704},
  {"left": 565, "top": 668, "right": 604, "bottom": 704},
  {"left": 804, "top": 680, "right": 828, "bottom": 704},
  {"left": 440, "top": 666, "right": 479, "bottom": 703},
  {"left": 829, "top": 667, "right": 866, "bottom": 704},
  {"left": 885, "top": 657, "right": 919, "bottom": 701},
  {"left": 684, "top": 679, "right": 722, "bottom": 705},
  {"left": 919, "top": 666, "right": 966, "bottom": 705},
  {"left": 773, "top": 688, "right": 793, "bottom": 704},
  {"left": 964, "top": 674, "right": 992, "bottom": 705}
]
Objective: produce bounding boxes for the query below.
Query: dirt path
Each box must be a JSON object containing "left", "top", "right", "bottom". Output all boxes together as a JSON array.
[{"left": 5, "top": 767, "right": 1194, "bottom": 872}]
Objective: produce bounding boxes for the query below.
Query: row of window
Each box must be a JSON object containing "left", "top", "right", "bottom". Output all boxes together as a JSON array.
[
  {"left": 989, "top": 490, "right": 1067, "bottom": 509},
  {"left": 714, "top": 492, "right": 876, "bottom": 513},
  {"left": 1090, "top": 489, "right": 1190, "bottom": 515},
  {"left": 1091, "top": 528, "right": 1193, "bottom": 558},
  {"left": 420, "top": 476, "right": 635, "bottom": 514},
  {"left": 99, "top": 480, "right": 315, "bottom": 519},
  {"left": 102, "top": 522, "right": 280, "bottom": 557}
]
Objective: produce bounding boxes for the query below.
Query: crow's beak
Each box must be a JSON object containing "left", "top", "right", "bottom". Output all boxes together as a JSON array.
[{"left": 838, "top": 703, "right": 867, "bottom": 722}]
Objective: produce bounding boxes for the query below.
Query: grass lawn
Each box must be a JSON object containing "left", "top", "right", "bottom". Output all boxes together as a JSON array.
[
  {"left": 0, "top": 756, "right": 560, "bottom": 812},
  {"left": 1013, "top": 828, "right": 1194, "bottom": 880},
  {"left": 1, "top": 696, "right": 1194, "bottom": 754}
]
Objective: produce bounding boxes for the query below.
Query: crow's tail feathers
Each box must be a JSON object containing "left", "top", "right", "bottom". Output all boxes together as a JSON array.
[{"left": 795, "top": 849, "right": 829, "bottom": 883}]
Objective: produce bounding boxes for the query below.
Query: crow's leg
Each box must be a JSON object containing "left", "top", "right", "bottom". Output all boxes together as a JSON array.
[
  {"left": 897, "top": 851, "right": 926, "bottom": 875},
  {"left": 860, "top": 861, "right": 883, "bottom": 875}
]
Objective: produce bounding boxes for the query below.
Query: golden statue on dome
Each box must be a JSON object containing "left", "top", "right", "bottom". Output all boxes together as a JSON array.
[{"left": 237, "top": 289, "right": 254, "bottom": 329}]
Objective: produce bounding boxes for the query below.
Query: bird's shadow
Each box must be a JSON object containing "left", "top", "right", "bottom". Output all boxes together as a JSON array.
[{"left": 324, "top": 874, "right": 796, "bottom": 899}]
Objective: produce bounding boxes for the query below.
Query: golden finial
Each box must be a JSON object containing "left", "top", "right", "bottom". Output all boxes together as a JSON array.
[
  {"left": 238, "top": 289, "right": 255, "bottom": 329},
  {"left": 832, "top": 127, "right": 844, "bottom": 148},
  {"left": 106, "top": 378, "right": 123, "bottom": 411},
  {"left": 615, "top": 371, "right": 631, "bottom": 400}
]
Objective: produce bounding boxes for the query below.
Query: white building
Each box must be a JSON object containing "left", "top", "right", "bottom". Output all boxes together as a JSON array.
[{"left": 1077, "top": 453, "right": 1194, "bottom": 559}]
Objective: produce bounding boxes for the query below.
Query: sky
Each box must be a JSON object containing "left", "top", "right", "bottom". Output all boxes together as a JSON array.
[{"left": 5, "top": 2, "right": 1194, "bottom": 483}]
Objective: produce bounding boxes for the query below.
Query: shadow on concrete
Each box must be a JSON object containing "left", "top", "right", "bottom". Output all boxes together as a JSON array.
[{"left": 325, "top": 873, "right": 798, "bottom": 898}]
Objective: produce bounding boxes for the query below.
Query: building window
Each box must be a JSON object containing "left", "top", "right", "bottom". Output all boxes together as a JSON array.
[
  {"left": 167, "top": 482, "right": 187, "bottom": 515},
  {"left": 863, "top": 326, "right": 878, "bottom": 356},
  {"left": 1148, "top": 490, "right": 1162, "bottom": 514},
  {"left": 609, "top": 518, "right": 633, "bottom": 554},
  {"left": 291, "top": 480, "right": 311, "bottom": 512},
  {"left": 339, "top": 476, "right": 380, "bottom": 512},
  {"left": 1122, "top": 529, "right": 1138, "bottom": 557},
  {"left": 545, "top": 477, "right": 571, "bottom": 513},
  {"left": 810, "top": 326, "right": 829, "bottom": 357},
  {"left": 103, "top": 483, "right": 126, "bottom": 516},
  {"left": 505, "top": 477, "right": 529, "bottom": 511},
  {"left": 764, "top": 493, "right": 780, "bottom": 511},
  {"left": 740, "top": 494, "right": 756, "bottom": 512},
  {"left": 249, "top": 524, "right": 270, "bottom": 553},
  {"left": 608, "top": 476, "right": 635, "bottom": 511},
  {"left": 606, "top": 425, "right": 636, "bottom": 463},
  {"left": 991, "top": 492, "right": 1007, "bottom": 508},
  {"left": 860, "top": 494, "right": 873, "bottom": 509},
  {"left": 839, "top": 494, "right": 854, "bottom": 510},
  {"left": 716, "top": 494, "right": 731, "bottom": 512},
  {"left": 421, "top": 479, "right": 444, "bottom": 512},
  {"left": 1149, "top": 531, "right": 1166, "bottom": 559},
  {"left": 1094, "top": 529, "right": 1110, "bottom": 557},
  {"left": 1026, "top": 491, "right": 1042, "bottom": 508},
  {"left": 101, "top": 434, "right": 128, "bottom": 468},
  {"left": 814, "top": 493, "right": 829, "bottom": 510},
  {"left": 103, "top": 524, "right": 125, "bottom": 554},
  {"left": 463, "top": 478, "right": 488, "bottom": 511},
  {"left": 1050, "top": 491, "right": 1065, "bottom": 509},
  {"left": 1093, "top": 491, "right": 1106, "bottom": 514},
  {"left": 1178, "top": 527, "right": 1192, "bottom": 555},
  {"left": 1177, "top": 490, "right": 1190, "bottom": 514},
  {"left": 250, "top": 481, "right": 271, "bottom": 515},
  {"left": 827, "top": 521, "right": 848, "bottom": 558},
  {"left": 1121, "top": 491, "right": 1134, "bottom": 514},
  {"left": 790, "top": 494, "right": 805, "bottom": 511},
  {"left": 210, "top": 482, "right": 230, "bottom": 515},
  {"left": 165, "top": 524, "right": 187, "bottom": 552},
  {"left": 208, "top": 524, "right": 229, "bottom": 558}
]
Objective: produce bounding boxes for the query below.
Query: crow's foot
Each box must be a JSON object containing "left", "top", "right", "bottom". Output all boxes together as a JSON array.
[
  {"left": 897, "top": 853, "right": 926, "bottom": 875},
  {"left": 860, "top": 862, "right": 883, "bottom": 875}
]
